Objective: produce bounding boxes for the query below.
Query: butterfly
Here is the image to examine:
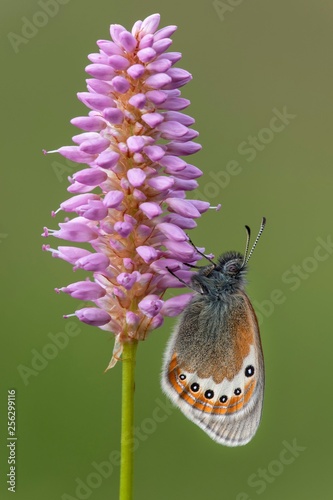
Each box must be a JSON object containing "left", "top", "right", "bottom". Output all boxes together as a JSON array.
[{"left": 161, "top": 218, "right": 266, "bottom": 446}]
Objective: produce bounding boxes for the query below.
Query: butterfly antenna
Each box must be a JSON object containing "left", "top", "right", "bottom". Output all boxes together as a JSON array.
[
  {"left": 244, "top": 217, "right": 266, "bottom": 266},
  {"left": 242, "top": 225, "right": 251, "bottom": 267},
  {"left": 187, "top": 235, "right": 216, "bottom": 266}
]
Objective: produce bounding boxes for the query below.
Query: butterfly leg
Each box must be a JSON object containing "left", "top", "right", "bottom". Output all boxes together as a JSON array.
[{"left": 166, "top": 267, "right": 202, "bottom": 294}]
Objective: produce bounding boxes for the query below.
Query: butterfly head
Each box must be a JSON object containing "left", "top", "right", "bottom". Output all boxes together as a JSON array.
[
  {"left": 191, "top": 252, "right": 247, "bottom": 297},
  {"left": 217, "top": 251, "right": 247, "bottom": 282},
  {"left": 190, "top": 218, "right": 266, "bottom": 297}
]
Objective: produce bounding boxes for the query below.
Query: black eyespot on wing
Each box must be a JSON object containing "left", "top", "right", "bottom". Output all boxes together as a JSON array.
[
  {"left": 234, "top": 388, "right": 242, "bottom": 396},
  {"left": 220, "top": 395, "right": 228, "bottom": 403},
  {"left": 245, "top": 365, "right": 255, "bottom": 377},
  {"left": 179, "top": 374, "right": 186, "bottom": 381},
  {"left": 204, "top": 390, "right": 214, "bottom": 400},
  {"left": 191, "top": 383, "right": 200, "bottom": 392}
]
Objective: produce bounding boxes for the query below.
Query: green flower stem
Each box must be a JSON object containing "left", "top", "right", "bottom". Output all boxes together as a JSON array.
[{"left": 119, "top": 340, "right": 138, "bottom": 500}]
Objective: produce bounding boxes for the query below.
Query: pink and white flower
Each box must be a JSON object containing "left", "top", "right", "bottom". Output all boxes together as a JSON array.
[{"left": 43, "top": 13, "right": 218, "bottom": 369}]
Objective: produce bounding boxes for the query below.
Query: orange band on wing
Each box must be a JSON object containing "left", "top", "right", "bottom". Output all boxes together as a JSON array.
[{"left": 168, "top": 354, "right": 256, "bottom": 415}]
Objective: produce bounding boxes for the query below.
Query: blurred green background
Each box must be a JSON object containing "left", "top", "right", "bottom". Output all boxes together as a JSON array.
[{"left": 1, "top": 0, "right": 332, "bottom": 499}]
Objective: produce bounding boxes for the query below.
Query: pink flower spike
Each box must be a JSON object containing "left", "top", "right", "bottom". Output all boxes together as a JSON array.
[
  {"left": 147, "top": 314, "right": 164, "bottom": 331},
  {"left": 139, "top": 202, "right": 162, "bottom": 219},
  {"left": 59, "top": 194, "right": 100, "bottom": 213},
  {"left": 59, "top": 281, "right": 106, "bottom": 300},
  {"left": 163, "top": 111, "right": 195, "bottom": 126},
  {"left": 123, "top": 258, "right": 135, "bottom": 271},
  {"left": 97, "top": 39, "right": 123, "bottom": 56},
  {"left": 145, "top": 90, "right": 168, "bottom": 104},
  {"left": 86, "top": 79, "right": 113, "bottom": 95},
  {"left": 127, "top": 168, "right": 146, "bottom": 187},
  {"left": 103, "top": 108, "right": 124, "bottom": 124},
  {"left": 154, "top": 25, "right": 177, "bottom": 41},
  {"left": 137, "top": 48, "right": 156, "bottom": 63},
  {"left": 43, "top": 13, "right": 217, "bottom": 368},
  {"left": 167, "top": 68, "right": 192, "bottom": 82},
  {"left": 137, "top": 224, "right": 151, "bottom": 238},
  {"left": 128, "top": 93, "right": 146, "bottom": 108},
  {"left": 166, "top": 141, "right": 202, "bottom": 156},
  {"left": 72, "top": 132, "right": 100, "bottom": 145},
  {"left": 117, "top": 272, "right": 137, "bottom": 290},
  {"left": 145, "top": 73, "right": 172, "bottom": 89},
  {"left": 72, "top": 168, "right": 107, "bottom": 186},
  {"left": 159, "top": 155, "right": 186, "bottom": 171},
  {"left": 143, "top": 145, "right": 165, "bottom": 161},
  {"left": 111, "top": 76, "right": 130, "bottom": 94},
  {"left": 74, "top": 253, "right": 110, "bottom": 272},
  {"left": 147, "top": 176, "right": 174, "bottom": 191},
  {"left": 172, "top": 178, "right": 198, "bottom": 191},
  {"left": 175, "top": 164, "right": 203, "bottom": 179},
  {"left": 164, "top": 240, "right": 196, "bottom": 260},
  {"left": 79, "top": 137, "right": 110, "bottom": 154},
  {"left": 51, "top": 221, "right": 98, "bottom": 242},
  {"left": 50, "top": 246, "right": 91, "bottom": 264},
  {"left": 95, "top": 150, "right": 120, "bottom": 169},
  {"left": 146, "top": 58, "right": 172, "bottom": 73},
  {"left": 74, "top": 307, "right": 111, "bottom": 327},
  {"left": 131, "top": 20, "right": 142, "bottom": 37},
  {"left": 156, "top": 222, "right": 187, "bottom": 241},
  {"left": 133, "top": 189, "right": 146, "bottom": 201},
  {"left": 127, "top": 136, "right": 146, "bottom": 153},
  {"left": 108, "top": 55, "right": 130, "bottom": 70},
  {"left": 165, "top": 198, "right": 201, "bottom": 218},
  {"left": 118, "top": 30, "right": 137, "bottom": 52},
  {"left": 114, "top": 221, "right": 133, "bottom": 238},
  {"left": 103, "top": 190, "right": 124, "bottom": 208},
  {"left": 140, "top": 13, "right": 161, "bottom": 35},
  {"left": 142, "top": 112, "right": 164, "bottom": 128},
  {"left": 49, "top": 146, "right": 95, "bottom": 163},
  {"left": 110, "top": 24, "right": 126, "bottom": 45},
  {"left": 136, "top": 246, "right": 158, "bottom": 263},
  {"left": 188, "top": 199, "right": 211, "bottom": 213},
  {"left": 85, "top": 64, "right": 115, "bottom": 80},
  {"left": 88, "top": 53, "right": 109, "bottom": 64},
  {"left": 138, "top": 295, "right": 164, "bottom": 318},
  {"left": 162, "top": 52, "right": 182, "bottom": 64},
  {"left": 157, "top": 121, "right": 188, "bottom": 139},
  {"left": 78, "top": 200, "right": 108, "bottom": 221},
  {"left": 70, "top": 116, "right": 105, "bottom": 131},
  {"left": 163, "top": 214, "right": 197, "bottom": 229},
  {"left": 139, "top": 33, "right": 154, "bottom": 49},
  {"left": 158, "top": 96, "right": 190, "bottom": 111},
  {"left": 77, "top": 92, "right": 115, "bottom": 111},
  {"left": 67, "top": 182, "right": 96, "bottom": 194},
  {"left": 161, "top": 293, "right": 193, "bottom": 316},
  {"left": 152, "top": 38, "right": 173, "bottom": 54},
  {"left": 127, "top": 64, "right": 145, "bottom": 79},
  {"left": 126, "top": 311, "right": 140, "bottom": 326}
]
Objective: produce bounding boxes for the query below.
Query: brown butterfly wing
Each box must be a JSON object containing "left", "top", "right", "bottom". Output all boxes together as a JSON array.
[{"left": 162, "top": 291, "right": 264, "bottom": 446}]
